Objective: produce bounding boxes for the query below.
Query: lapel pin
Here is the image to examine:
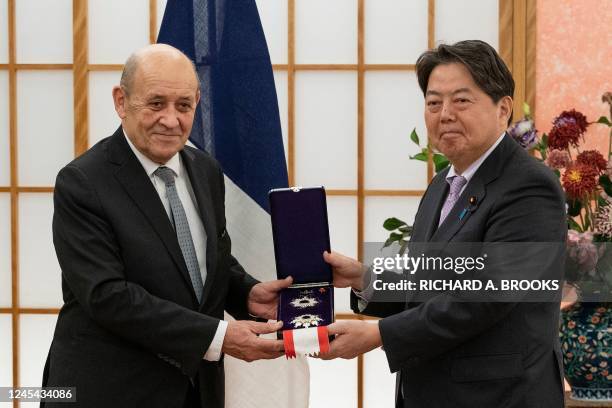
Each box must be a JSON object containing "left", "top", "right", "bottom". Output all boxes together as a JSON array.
[{"left": 469, "top": 196, "right": 477, "bottom": 205}]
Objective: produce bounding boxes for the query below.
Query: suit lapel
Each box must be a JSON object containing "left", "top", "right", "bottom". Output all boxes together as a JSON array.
[
  {"left": 108, "top": 130, "right": 199, "bottom": 305},
  {"left": 429, "top": 134, "right": 517, "bottom": 243},
  {"left": 417, "top": 171, "right": 450, "bottom": 242},
  {"left": 180, "top": 148, "right": 219, "bottom": 308},
  {"left": 430, "top": 178, "right": 486, "bottom": 242}
]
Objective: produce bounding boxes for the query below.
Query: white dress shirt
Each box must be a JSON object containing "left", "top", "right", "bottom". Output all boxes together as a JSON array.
[
  {"left": 124, "top": 133, "right": 227, "bottom": 361},
  {"left": 354, "top": 132, "right": 506, "bottom": 308}
]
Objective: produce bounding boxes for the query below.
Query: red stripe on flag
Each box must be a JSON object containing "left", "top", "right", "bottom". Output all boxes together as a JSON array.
[
  {"left": 317, "top": 326, "right": 330, "bottom": 355},
  {"left": 283, "top": 330, "right": 296, "bottom": 359}
]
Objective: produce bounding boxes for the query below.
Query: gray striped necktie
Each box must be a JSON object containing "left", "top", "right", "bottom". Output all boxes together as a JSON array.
[{"left": 155, "top": 166, "right": 204, "bottom": 303}]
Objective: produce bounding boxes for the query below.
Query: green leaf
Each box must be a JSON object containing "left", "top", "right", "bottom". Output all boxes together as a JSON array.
[
  {"left": 382, "top": 232, "right": 403, "bottom": 248},
  {"left": 432, "top": 154, "right": 450, "bottom": 173},
  {"left": 597, "top": 116, "right": 612, "bottom": 127},
  {"left": 409, "top": 128, "right": 420, "bottom": 146},
  {"left": 568, "top": 217, "right": 583, "bottom": 233},
  {"left": 398, "top": 225, "right": 413, "bottom": 233},
  {"left": 541, "top": 133, "right": 548, "bottom": 149},
  {"left": 553, "top": 169, "right": 561, "bottom": 178},
  {"left": 584, "top": 215, "right": 591, "bottom": 232},
  {"left": 523, "top": 102, "right": 531, "bottom": 117},
  {"left": 383, "top": 217, "right": 407, "bottom": 231},
  {"left": 410, "top": 152, "right": 428, "bottom": 162},
  {"left": 600, "top": 175, "right": 612, "bottom": 196},
  {"left": 598, "top": 196, "right": 607, "bottom": 207},
  {"left": 567, "top": 199, "right": 582, "bottom": 217}
]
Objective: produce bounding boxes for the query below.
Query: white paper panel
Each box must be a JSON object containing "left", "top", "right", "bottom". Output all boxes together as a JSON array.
[
  {"left": 363, "top": 341, "right": 396, "bottom": 408},
  {"left": 295, "top": 72, "right": 357, "bottom": 189},
  {"left": 256, "top": 0, "right": 288, "bottom": 64},
  {"left": 156, "top": 0, "right": 168, "bottom": 40},
  {"left": 309, "top": 327, "right": 358, "bottom": 408},
  {"left": 273, "top": 70, "right": 289, "bottom": 161},
  {"left": 19, "top": 314, "right": 57, "bottom": 387},
  {"left": 327, "top": 195, "right": 358, "bottom": 313},
  {"left": 327, "top": 196, "right": 357, "bottom": 258},
  {"left": 365, "top": 0, "right": 428, "bottom": 64},
  {"left": 19, "top": 194, "right": 63, "bottom": 308},
  {"left": 0, "top": 315, "right": 11, "bottom": 388},
  {"left": 89, "top": 0, "right": 149, "bottom": 64},
  {"left": 0, "top": 0, "right": 8, "bottom": 63},
  {"left": 17, "top": 71, "right": 73, "bottom": 186},
  {"left": 364, "top": 197, "right": 421, "bottom": 242},
  {"left": 365, "top": 72, "right": 428, "bottom": 190},
  {"left": 0, "top": 194, "right": 10, "bottom": 308},
  {"left": 15, "top": 0, "right": 72, "bottom": 63},
  {"left": 0, "top": 71, "right": 8, "bottom": 186},
  {"left": 295, "top": 0, "right": 357, "bottom": 64},
  {"left": 89, "top": 71, "right": 122, "bottom": 147},
  {"left": 435, "top": 0, "right": 499, "bottom": 49}
]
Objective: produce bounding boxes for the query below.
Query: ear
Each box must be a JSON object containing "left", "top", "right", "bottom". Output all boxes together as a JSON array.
[
  {"left": 112, "top": 86, "right": 127, "bottom": 119},
  {"left": 195, "top": 88, "right": 201, "bottom": 106},
  {"left": 498, "top": 95, "right": 513, "bottom": 126}
]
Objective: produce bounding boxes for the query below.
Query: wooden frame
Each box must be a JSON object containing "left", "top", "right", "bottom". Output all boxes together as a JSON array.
[{"left": 0, "top": 1, "right": 535, "bottom": 407}]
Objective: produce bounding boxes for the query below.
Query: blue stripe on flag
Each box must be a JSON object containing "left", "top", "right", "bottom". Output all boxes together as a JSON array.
[{"left": 158, "top": 0, "right": 289, "bottom": 213}]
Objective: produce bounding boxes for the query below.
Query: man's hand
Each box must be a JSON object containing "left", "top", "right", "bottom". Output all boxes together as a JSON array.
[
  {"left": 248, "top": 276, "right": 293, "bottom": 320},
  {"left": 319, "top": 321, "right": 382, "bottom": 360},
  {"left": 222, "top": 320, "right": 285, "bottom": 362},
  {"left": 323, "top": 251, "right": 366, "bottom": 291}
]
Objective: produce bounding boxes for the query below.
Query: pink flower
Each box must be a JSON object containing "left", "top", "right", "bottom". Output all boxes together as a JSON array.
[
  {"left": 567, "top": 230, "right": 598, "bottom": 273},
  {"left": 546, "top": 149, "right": 571, "bottom": 169}
]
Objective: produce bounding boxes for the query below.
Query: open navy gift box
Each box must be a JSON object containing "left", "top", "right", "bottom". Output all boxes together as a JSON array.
[{"left": 269, "top": 187, "right": 335, "bottom": 336}]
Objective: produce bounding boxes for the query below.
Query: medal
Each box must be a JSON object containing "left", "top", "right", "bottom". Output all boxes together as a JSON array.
[
  {"left": 290, "top": 296, "right": 319, "bottom": 309},
  {"left": 291, "top": 314, "right": 323, "bottom": 329}
]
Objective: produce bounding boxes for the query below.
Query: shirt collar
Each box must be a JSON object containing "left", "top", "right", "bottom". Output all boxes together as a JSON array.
[
  {"left": 446, "top": 132, "right": 506, "bottom": 183},
  {"left": 123, "top": 129, "right": 182, "bottom": 178}
]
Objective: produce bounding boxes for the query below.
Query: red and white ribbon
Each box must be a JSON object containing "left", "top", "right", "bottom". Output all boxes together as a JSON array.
[{"left": 283, "top": 326, "right": 330, "bottom": 358}]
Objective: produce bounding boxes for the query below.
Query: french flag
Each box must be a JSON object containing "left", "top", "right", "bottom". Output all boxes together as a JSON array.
[{"left": 158, "top": 0, "right": 309, "bottom": 406}]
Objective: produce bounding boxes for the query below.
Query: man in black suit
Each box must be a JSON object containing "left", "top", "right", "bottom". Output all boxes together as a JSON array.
[
  {"left": 42, "top": 44, "right": 291, "bottom": 408},
  {"left": 323, "top": 40, "right": 566, "bottom": 407}
]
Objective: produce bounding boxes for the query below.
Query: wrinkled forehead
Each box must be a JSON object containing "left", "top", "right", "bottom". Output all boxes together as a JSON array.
[{"left": 133, "top": 60, "right": 200, "bottom": 97}]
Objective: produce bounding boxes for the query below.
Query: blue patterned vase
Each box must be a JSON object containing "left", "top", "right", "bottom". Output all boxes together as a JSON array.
[{"left": 559, "top": 302, "right": 612, "bottom": 401}]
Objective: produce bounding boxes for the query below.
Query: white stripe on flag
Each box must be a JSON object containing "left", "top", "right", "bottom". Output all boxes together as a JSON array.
[{"left": 223, "top": 176, "right": 309, "bottom": 408}]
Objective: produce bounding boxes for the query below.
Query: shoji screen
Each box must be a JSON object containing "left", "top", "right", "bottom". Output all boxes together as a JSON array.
[{"left": 1, "top": 1, "right": 532, "bottom": 407}]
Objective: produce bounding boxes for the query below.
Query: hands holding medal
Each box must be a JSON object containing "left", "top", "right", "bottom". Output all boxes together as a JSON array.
[{"left": 317, "top": 251, "right": 384, "bottom": 360}]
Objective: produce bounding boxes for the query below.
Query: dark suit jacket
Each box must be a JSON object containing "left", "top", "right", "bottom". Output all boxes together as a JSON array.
[
  {"left": 42, "top": 127, "right": 258, "bottom": 408},
  {"left": 352, "top": 135, "right": 567, "bottom": 408}
]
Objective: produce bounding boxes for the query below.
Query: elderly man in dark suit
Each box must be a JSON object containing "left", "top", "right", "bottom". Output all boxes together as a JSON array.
[
  {"left": 323, "top": 40, "right": 566, "bottom": 407},
  {"left": 42, "top": 43, "right": 291, "bottom": 408}
]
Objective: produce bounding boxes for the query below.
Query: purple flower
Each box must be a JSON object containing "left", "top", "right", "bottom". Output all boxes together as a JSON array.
[{"left": 508, "top": 118, "right": 538, "bottom": 149}]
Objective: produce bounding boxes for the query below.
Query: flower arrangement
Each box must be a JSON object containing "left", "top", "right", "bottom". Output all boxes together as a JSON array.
[{"left": 384, "top": 92, "right": 612, "bottom": 302}]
